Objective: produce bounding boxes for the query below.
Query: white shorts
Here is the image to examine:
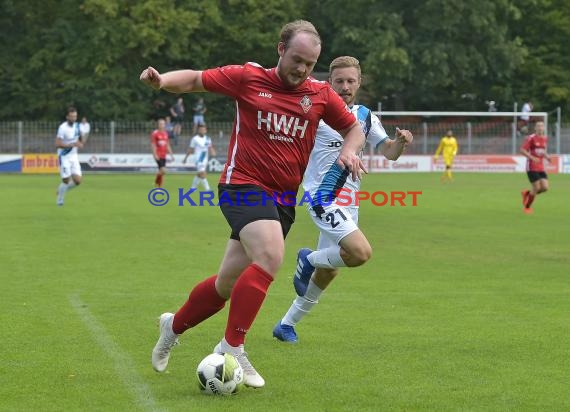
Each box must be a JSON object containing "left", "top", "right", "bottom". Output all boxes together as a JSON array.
[
  {"left": 308, "top": 204, "right": 359, "bottom": 249},
  {"left": 196, "top": 161, "right": 207, "bottom": 173},
  {"left": 59, "top": 154, "right": 82, "bottom": 179}
]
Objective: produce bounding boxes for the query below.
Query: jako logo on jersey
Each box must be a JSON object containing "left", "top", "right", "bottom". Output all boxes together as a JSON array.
[
  {"left": 257, "top": 111, "right": 309, "bottom": 139},
  {"left": 300, "top": 95, "right": 312, "bottom": 113},
  {"left": 258, "top": 92, "right": 272, "bottom": 98}
]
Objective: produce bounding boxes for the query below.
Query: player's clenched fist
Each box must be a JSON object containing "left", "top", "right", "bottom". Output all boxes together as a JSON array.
[{"left": 140, "top": 67, "right": 162, "bottom": 90}]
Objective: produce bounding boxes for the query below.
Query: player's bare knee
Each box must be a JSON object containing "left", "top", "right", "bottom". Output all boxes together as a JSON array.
[
  {"left": 253, "top": 250, "right": 283, "bottom": 275},
  {"left": 347, "top": 244, "right": 372, "bottom": 267}
]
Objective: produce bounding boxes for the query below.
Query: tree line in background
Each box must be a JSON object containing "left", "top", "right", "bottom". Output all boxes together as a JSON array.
[{"left": 1, "top": 0, "right": 569, "bottom": 121}]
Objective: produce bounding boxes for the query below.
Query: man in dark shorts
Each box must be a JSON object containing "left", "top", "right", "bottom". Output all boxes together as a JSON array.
[
  {"left": 520, "top": 121, "right": 551, "bottom": 214},
  {"left": 140, "top": 20, "right": 366, "bottom": 388}
]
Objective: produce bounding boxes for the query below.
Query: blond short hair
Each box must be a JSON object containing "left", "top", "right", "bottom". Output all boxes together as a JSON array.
[
  {"left": 280, "top": 20, "right": 321, "bottom": 49},
  {"left": 329, "top": 56, "right": 361, "bottom": 78}
]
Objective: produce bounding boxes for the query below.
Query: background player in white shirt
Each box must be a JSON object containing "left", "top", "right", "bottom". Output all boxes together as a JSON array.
[
  {"left": 273, "top": 56, "right": 413, "bottom": 343},
  {"left": 183, "top": 123, "right": 216, "bottom": 190},
  {"left": 55, "top": 107, "right": 84, "bottom": 206}
]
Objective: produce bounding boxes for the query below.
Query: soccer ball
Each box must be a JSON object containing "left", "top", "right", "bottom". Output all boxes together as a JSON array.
[{"left": 196, "top": 353, "right": 244, "bottom": 395}]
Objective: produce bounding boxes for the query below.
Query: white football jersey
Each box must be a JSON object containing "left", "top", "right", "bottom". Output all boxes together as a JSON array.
[
  {"left": 303, "top": 104, "right": 388, "bottom": 207},
  {"left": 56, "top": 121, "right": 81, "bottom": 156},
  {"left": 190, "top": 134, "right": 213, "bottom": 164}
]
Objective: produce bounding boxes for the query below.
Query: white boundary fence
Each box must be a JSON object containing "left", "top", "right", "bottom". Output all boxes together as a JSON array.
[{"left": 373, "top": 111, "right": 558, "bottom": 155}]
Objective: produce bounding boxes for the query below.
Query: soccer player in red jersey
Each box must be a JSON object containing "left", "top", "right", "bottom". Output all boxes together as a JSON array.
[
  {"left": 520, "top": 121, "right": 551, "bottom": 214},
  {"left": 140, "top": 20, "right": 366, "bottom": 388},
  {"left": 151, "top": 118, "right": 174, "bottom": 188}
]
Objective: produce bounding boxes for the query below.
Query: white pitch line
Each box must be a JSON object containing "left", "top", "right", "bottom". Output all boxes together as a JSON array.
[{"left": 69, "top": 294, "right": 164, "bottom": 412}]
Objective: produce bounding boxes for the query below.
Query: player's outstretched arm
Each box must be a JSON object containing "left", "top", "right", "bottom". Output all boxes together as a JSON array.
[
  {"left": 140, "top": 67, "right": 206, "bottom": 93},
  {"left": 380, "top": 127, "right": 413, "bottom": 161}
]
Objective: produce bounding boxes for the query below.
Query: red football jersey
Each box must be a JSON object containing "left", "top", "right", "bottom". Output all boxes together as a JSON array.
[
  {"left": 521, "top": 134, "right": 548, "bottom": 172},
  {"left": 151, "top": 130, "right": 169, "bottom": 159},
  {"left": 202, "top": 63, "right": 356, "bottom": 201}
]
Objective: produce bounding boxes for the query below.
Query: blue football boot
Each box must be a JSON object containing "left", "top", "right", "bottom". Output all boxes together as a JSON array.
[{"left": 293, "top": 248, "right": 315, "bottom": 296}]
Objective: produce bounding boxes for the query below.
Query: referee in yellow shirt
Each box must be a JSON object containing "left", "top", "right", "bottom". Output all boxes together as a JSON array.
[{"left": 434, "top": 129, "right": 458, "bottom": 182}]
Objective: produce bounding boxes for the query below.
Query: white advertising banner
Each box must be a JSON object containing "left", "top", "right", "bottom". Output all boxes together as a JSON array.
[
  {"left": 562, "top": 155, "right": 570, "bottom": 174},
  {"left": 77, "top": 154, "right": 227, "bottom": 173},
  {"left": 363, "top": 155, "right": 431, "bottom": 172},
  {"left": 362, "top": 155, "right": 562, "bottom": 173}
]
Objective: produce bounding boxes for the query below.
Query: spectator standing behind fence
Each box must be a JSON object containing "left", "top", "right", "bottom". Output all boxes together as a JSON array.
[
  {"left": 192, "top": 97, "right": 207, "bottom": 134},
  {"left": 170, "top": 97, "right": 185, "bottom": 139},
  {"left": 519, "top": 100, "right": 533, "bottom": 134},
  {"left": 55, "top": 107, "right": 84, "bottom": 206},
  {"left": 79, "top": 117, "right": 91, "bottom": 142},
  {"left": 165, "top": 115, "right": 176, "bottom": 146}
]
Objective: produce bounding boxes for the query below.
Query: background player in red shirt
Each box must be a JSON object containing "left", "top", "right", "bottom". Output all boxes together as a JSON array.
[
  {"left": 520, "top": 121, "right": 551, "bottom": 214},
  {"left": 151, "top": 118, "right": 174, "bottom": 187},
  {"left": 140, "top": 20, "right": 366, "bottom": 388}
]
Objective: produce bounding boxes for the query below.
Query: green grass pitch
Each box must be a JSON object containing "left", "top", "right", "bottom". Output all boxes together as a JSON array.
[{"left": 1, "top": 172, "right": 569, "bottom": 411}]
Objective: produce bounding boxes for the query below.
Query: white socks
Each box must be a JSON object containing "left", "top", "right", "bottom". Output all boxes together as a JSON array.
[
  {"left": 307, "top": 246, "right": 347, "bottom": 269},
  {"left": 191, "top": 176, "right": 211, "bottom": 190},
  {"left": 282, "top": 280, "right": 323, "bottom": 326},
  {"left": 57, "top": 180, "right": 77, "bottom": 203}
]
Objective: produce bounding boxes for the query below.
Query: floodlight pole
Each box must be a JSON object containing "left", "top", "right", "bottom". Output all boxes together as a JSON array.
[
  {"left": 512, "top": 102, "right": 518, "bottom": 155},
  {"left": 556, "top": 107, "right": 561, "bottom": 154},
  {"left": 467, "top": 122, "right": 472, "bottom": 154},
  {"left": 18, "top": 121, "right": 23, "bottom": 154}
]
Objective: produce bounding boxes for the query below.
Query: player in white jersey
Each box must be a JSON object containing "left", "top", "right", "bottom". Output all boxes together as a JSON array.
[
  {"left": 183, "top": 123, "right": 216, "bottom": 190},
  {"left": 273, "top": 56, "right": 413, "bottom": 343},
  {"left": 55, "top": 107, "right": 85, "bottom": 206}
]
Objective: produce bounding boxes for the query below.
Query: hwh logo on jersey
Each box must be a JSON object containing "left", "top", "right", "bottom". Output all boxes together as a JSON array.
[{"left": 257, "top": 111, "right": 309, "bottom": 139}]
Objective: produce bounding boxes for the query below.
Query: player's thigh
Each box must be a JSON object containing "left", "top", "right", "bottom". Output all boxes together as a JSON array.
[
  {"left": 239, "top": 220, "right": 284, "bottom": 275},
  {"left": 531, "top": 178, "right": 542, "bottom": 192},
  {"left": 59, "top": 156, "right": 72, "bottom": 179},
  {"left": 197, "top": 162, "right": 207, "bottom": 175},
  {"left": 539, "top": 176, "right": 549, "bottom": 191},
  {"left": 338, "top": 229, "right": 372, "bottom": 264},
  {"left": 69, "top": 157, "right": 82, "bottom": 180},
  {"left": 310, "top": 204, "right": 359, "bottom": 246},
  {"left": 444, "top": 156, "right": 453, "bottom": 167}
]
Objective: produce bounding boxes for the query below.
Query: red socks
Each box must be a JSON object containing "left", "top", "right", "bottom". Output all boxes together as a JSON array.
[
  {"left": 155, "top": 174, "right": 163, "bottom": 187},
  {"left": 225, "top": 264, "right": 273, "bottom": 347},
  {"left": 170, "top": 265, "right": 274, "bottom": 345},
  {"left": 525, "top": 193, "right": 536, "bottom": 208},
  {"left": 172, "top": 275, "right": 226, "bottom": 334}
]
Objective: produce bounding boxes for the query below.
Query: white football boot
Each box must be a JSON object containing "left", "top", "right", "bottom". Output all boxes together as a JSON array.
[
  {"left": 213, "top": 338, "right": 265, "bottom": 388},
  {"left": 151, "top": 313, "right": 179, "bottom": 372}
]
